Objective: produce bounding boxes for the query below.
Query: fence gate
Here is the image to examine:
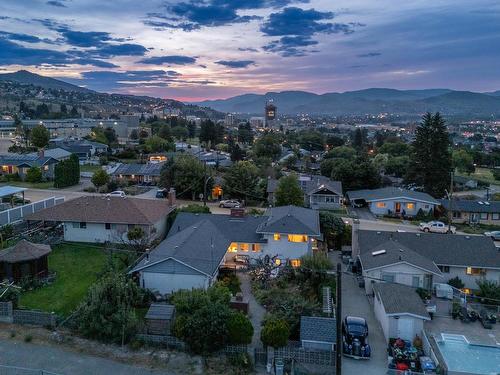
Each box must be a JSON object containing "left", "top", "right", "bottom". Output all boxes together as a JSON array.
[{"left": 254, "top": 347, "right": 268, "bottom": 365}]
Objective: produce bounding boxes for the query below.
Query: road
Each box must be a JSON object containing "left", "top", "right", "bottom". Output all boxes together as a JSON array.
[{"left": 0, "top": 339, "right": 173, "bottom": 375}]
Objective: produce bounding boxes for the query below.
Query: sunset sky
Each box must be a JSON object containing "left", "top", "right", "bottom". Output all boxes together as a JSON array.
[{"left": 1, "top": 0, "right": 499, "bottom": 101}]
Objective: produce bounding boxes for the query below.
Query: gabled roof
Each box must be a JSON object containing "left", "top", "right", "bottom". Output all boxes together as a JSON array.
[
  {"left": 257, "top": 205, "right": 321, "bottom": 236},
  {"left": 346, "top": 187, "right": 439, "bottom": 205},
  {"left": 26, "top": 196, "right": 174, "bottom": 225},
  {"left": 358, "top": 230, "right": 500, "bottom": 269},
  {"left": 266, "top": 175, "right": 342, "bottom": 196},
  {"left": 440, "top": 199, "right": 500, "bottom": 214},
  {"left": 131, "top": 219, "right": 230, "bottom": 276},
  {"left": 0, "top": 154, "right": 58, "bottom": 167},
  {"left": 358, "top": 239, "right": 442, "bottom": 276},
  {"left": 112, "top": 162, "right": 164, "bottom": 177},
  {"left": 300, "top": 316, "right": 336, "bottom": 343},
  {"left": 34, "top": 148, "right": 72, "bottom": 160},
  {"left": 373, "top": 283, "right": 430, "bottom": 319},
  {"left": 0, "top": 240, "right": 51, "bottom": 263}
]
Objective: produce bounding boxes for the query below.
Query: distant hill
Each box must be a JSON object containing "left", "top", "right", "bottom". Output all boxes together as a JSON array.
[
  {"left": 193, "top": 88, "right": 500, "bottom": 117},
  {"left": 0, "top": 70, "right": 91, "bottom": 93}
]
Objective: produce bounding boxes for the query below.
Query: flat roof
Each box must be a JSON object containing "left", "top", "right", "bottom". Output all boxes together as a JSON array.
[{"left": 0, "top": 186, "right": 27, "bottom": 198}]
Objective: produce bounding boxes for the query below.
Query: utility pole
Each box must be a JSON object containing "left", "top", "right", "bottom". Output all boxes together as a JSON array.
[
  {"left": 336, "top": 262, "right": 342, "bottom": 375},
  {"left": 448, "top": 171, "right": 454, "bottom": 234}
]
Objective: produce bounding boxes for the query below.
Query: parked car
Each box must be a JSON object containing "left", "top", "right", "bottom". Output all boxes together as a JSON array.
[
  {"left": 156, "top": 188, "right": 167, "bottom": 198},
  {"left": 484, "top": 231, "right": 500, "bottom": 241},
  {"left": 107, "top": 190, "right": 126, "bottom": 198},
  {"left": 419, "top": 221, "right": 456, "bottom": 234},
  {"left": 219, "top": 199, "right": 241, "bottom": 208},
  {"left": 342, "top": 316, "right": 371, "bottom": 359}
]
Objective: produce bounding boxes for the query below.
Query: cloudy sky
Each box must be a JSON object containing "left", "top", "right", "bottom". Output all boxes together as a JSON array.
[{"left": 0, "top": 0, "right": 499, "bottom": 101}]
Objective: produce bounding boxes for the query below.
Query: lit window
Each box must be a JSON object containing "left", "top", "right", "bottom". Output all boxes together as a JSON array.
[
  {"left": 290, "top": 259, "right": 301, "bottom": 268},
  {"left": 288, "top": 234, "right": 308, "bottom": 242},
  {"left": 462, "top": 288, "right": 471, "bottom": 295},
  {"left": 406, "top": 203, "right": 415, "bottom": 210},
  {"left": 274, "top": 233, "right": 281, "bottom": 241},
  {"left": 252, "top": 244, "right": 261, "bottom": 252},
  {"left": 239, "top": 243, "right": 249, "bottom": 252},
  {"left": 2, "top": 165, "right": 8, "bottom": 172},
  {"left": 228, "top": 243, "right": 238, "bottom": 252},
  {"left": 466, "top": 267, "right": 485, "bottom": 276},
  {"left": 275, "top": 258, "right": 281, "bottom": 266},
  {"left": 376, "top": 202, "right": 386, "bottom": 208},
  {"left": 44, "top": 165, "right": 49, "bottom": 171}
]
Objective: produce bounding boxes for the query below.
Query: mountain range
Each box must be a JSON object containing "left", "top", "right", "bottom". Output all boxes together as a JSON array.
[
  {"left": 194, "top": 88, "right": 500, "bottom": 117},
  {"left": 0, "top": 70, "right": 92, "bottom": 93}
]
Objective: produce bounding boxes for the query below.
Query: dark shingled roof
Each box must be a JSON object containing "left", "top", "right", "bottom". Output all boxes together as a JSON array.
[
  {"left": 257, "top": 205, "right": 321, "bottom": 236},
  {"left": 131, "top": 219, "right": 230, "bottom": 276},
  {"left": 373, "top": 283, "right": 430, "bottom": 319},
  {"left": 300, "top": 316, "right": 336, "bottom": 343},
  {"left": 145, "top": 303, "right": 175, "bottom": 320},
  {"left": 0, "top": 240, "right": 51, "bottom": 263},
  {"left": 26, "top": 196, "right": 174, "bottom": 225},
  {"left": 266, "top": 175, "right": 342, "bottom": 196},
  {"left": 112, "top": 162, "right": 164, "bottom": 177},
  {"left": 440, "top": 199, "right": 500, "bottom": 214},
  {"left": 0, "top": 154, "right": 57, "bottom": 168},
  {"left": 359, "top": 239, "right": 442, "bottom": 275},
  {"left": 358, "top": 230, "right": 500, "bottom": 269},
  {"left": 346, "top": 187, "right": 439, "bottom": 204}
]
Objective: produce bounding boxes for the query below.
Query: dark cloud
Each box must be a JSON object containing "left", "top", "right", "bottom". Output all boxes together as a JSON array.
[
  {"left": 93, "top": 43, "right": 147, "bottom": 57},
  {"left": 139, "top": 55, "right": 197, "bottom": 65},
  {"left": 46, "top": 1, "right": 67, "bottom": 7},
  {"left": 261, "top": 7, "right": 359, "bottom": 56},
  {"left": 238, "top": 47, "right": 259, "bottom": 52},
  {"left": 0, "top": 31, "right": 42, "bottom": 43},
  {"left": 215, "top": 60, "right": 255, "bottom": 68},
  {"left": 144, "top": 0, "right": 308, "bottom": 31},
  {"left": 71, "top": 58, "right": 119, "bottom": 68},
  {"left": 357, "top": 52, "right": 381, "bottom": 58}
]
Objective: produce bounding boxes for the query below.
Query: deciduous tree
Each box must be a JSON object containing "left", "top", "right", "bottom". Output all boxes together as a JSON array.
[{"left": 275, "top": 174, "right": 303, "bottom": 207}]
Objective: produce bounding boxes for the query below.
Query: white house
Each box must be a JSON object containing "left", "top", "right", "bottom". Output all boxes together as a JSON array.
[
  {"left": 346, "top": 187, "right": 439, "bottom": 217},
  {"left": 373, "top": 283, "right": 430, "bottom": 342},
  {"left": 26, "top": 196, "right": 175, "bottom": 243},
  {"left": 130, "top": 206, "right": 322, "bottom": 294}
]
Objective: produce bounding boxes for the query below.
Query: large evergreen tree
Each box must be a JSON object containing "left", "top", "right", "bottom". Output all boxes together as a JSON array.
[
  {"left": 275, "top": 174, "right": 304, "bottom": 207},
  {"left": 407, "top": 112, "right": 452, "bottom": 197}
]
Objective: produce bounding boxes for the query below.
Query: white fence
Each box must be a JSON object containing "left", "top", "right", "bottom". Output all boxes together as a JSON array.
[{"left": 0, "top": 197, "right": 64, "bottom": 226}]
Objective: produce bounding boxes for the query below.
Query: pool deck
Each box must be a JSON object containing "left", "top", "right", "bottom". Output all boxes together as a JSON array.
[{"left": 425, "top": 315, "right": 500, "bottom": 347}]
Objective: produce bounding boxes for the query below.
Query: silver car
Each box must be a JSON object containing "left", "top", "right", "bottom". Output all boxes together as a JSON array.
[
  {"left": 219, "top": 200, "right": 241, "bottom": 208},
  {"left": 484, "top": 231, "right": 500, "bottom": 241}
]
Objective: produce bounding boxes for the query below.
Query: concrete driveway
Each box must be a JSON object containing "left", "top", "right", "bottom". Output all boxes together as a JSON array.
[{"left": 330, "top": 254, "right": 388, "bottom": 375}]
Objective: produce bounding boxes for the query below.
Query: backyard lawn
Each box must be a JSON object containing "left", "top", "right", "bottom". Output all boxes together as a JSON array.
[
  {"left": 457, "top": 167, "right": 498, "bottom": 185},
  {"left": 19, "top": 243, "right": 122, "bottom": 316},
  {"left": 79, "top": 164, "right": 102, "bottom": 173}
]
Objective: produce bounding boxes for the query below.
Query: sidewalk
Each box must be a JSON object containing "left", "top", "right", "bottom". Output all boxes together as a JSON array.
[{"left": 238, "top": 272, "right": 267, "bottom": 348}]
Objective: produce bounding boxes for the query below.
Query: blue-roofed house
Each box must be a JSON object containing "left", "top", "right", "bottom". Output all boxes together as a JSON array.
[
  {"left": 112, "top": 162, "right": 165, "bottom": 184},
  {"left": 0, "top": 152, "right": 59, "bottom": 180}
]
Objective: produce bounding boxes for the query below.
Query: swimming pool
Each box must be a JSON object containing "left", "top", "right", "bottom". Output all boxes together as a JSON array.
[{"left": 436, "top": 334, "right": 500, "bottom": 374}]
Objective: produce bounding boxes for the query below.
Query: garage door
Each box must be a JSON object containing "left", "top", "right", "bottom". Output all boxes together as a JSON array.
[{"left": 397, "top": 317, "right": 414, "bottom": 341}]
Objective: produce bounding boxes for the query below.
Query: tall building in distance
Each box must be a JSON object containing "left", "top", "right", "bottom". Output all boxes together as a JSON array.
[{"left": 265, "top": 100, "right": 277, "bottom": 128}]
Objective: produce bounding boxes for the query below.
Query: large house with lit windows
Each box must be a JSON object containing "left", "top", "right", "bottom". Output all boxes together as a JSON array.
[
  {"left": 129, "top": 205, "right": 322, "bottom": 294},
  {"left": 0, "top": 153, "right": 59, "bottom": 181},
  {"left": 346, "top": 187, "right": 439, "bottom": 217}
]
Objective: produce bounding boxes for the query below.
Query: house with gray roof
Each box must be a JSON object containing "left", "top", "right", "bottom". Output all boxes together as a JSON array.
[
  {"left": 354, "top": 229, "right": 500, "bottom": 291},
  {"left": 129, "top": 205, "right": 322, "bottom": 294},
  {"left": 300, "top": 316, "right": 336, "bottom": 351},
  {"left": 440, "top": 199, "right": 500, "bottom": 225},
  {"left": 267, "top": 174, "right": 343, "bottom": 210},
  {"left": 112, "top": 162, "right": 164, "bottom": 184},
  {"left": 373, "top": 283, "right": 430, "bottom": 342},
  {"left": 346, "top": 187, "right": 439, "bottom": 217},
  {"left": 0, "top": 153, "right": 59, "bottom": 181}
]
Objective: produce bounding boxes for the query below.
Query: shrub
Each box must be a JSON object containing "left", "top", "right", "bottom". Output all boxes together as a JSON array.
[
  {"left": 448, "top": 276, "right": 465, "bottom": 290},
  {"left": 300, "top": 253, "right": 332, "bottom": 271},
  {"left": 24, "top": 335, "right": 33, "bottom": 343},
  {"left": 54, "top": 154, "right": 80, "bottom": 188},
  {"left": 25, "top": 167, "right": 42, "bottom": 183},
  {"left": 227, "top": 312, "right": 253, "bottom": 345},
  {"left": 91, "top": 169, "right": 110, "bottom": 188},
  {"left": 261, "top": 317, "right": 289, "bottom": 348},
  {"left": 227, "top": 352, "right": 253, "bottom": 371},
  {"left": 476, "top": 279, "right": 500, "bottom": 305}
]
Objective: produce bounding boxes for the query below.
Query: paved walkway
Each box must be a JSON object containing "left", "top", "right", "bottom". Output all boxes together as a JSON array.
[
  {"left": 238, "top": 272, "right": 267, "bottom": 348},
  {"left": 0, "top": 340, "right": 173, "bottom": 375}
]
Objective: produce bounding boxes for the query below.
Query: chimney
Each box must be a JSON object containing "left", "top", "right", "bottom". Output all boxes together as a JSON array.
[
  {"left": 168, "top": 188, "right": 176, "bottom": 207},
  {"left": 38, "top": 149, "right": 45, "bottom": 158},
  {"left": 351, "top": 219, "right": 360, "bottom": 258}
]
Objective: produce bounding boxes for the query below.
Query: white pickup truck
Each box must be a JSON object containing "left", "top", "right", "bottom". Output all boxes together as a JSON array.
[{"left": 419, "top": 221, "right": 456, "bottom": 234}]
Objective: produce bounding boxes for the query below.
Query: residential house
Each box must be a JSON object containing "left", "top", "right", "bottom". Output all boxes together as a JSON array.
[
  {"left": 30, "top": 147, "right": 72, "bottom": 161},
  {"left": 346, "top": 187, "right": 439, "bottom": 217},
  {"left": 112, "top": 162, "right": 165, "bottom": 184},
  {"left": 453, "top": 175, "right": 478, "bottom": 190},
  {"left": 267, "top": 174, "right": 343, "bottom": 210},
  {"left": 49, "top": 139, "right": 107, "bottom": 159},
  {"left": 26, "top": 196, "right": 175, "bottom": 243},
  {"left": 130, "top": 205, "right": 321, "bottom": 294},
  {"left": 0, "top": 153, "right": 58, "bottom": 180},
  {"left": 353, "top": 227, "right": 500, "bottom": 292},
  {"left": 440, "top": 199, "right": 500, "bottom": 225},
  {"left": 373, "top": 283, "right": 430, "bottom": 343},
  {"left": 300, "top": 316, "right": 336, "bottom": 351}
]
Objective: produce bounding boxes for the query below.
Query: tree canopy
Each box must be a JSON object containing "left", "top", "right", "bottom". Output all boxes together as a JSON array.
[
  {"left": 275, "top": 174, "right": 304, "bottom": 206},
  {"left": 159, "top": 155, "right": 207, "bottom": 200},
  {"left": 223, "top": 161, "right": 261, "bottom": 201},
  {"left": 29, "top": 125, "right": 50, "bottom": 148}
]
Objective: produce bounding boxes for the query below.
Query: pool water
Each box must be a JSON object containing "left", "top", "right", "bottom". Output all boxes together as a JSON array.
[{"left": 437, "top": 334, "right": 500, "bottom": 374}]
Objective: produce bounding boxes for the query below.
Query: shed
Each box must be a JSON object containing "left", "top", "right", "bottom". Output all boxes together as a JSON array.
[
  {"left": 145, "top": 303, "right": 175, "bottom": 335},
  {"left": 0, "top": 240, "right": 51, "bottom": 282},
  {"left": 373, "top": 283, "right": 430, "bottom": 343},
  {"left": 300, "top": 316, "right": 336, "bottom": 351}
]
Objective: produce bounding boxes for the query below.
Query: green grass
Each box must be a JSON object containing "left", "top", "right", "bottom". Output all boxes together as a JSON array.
[
  {"left": 455, "top": 223, "right": 500, "bottom": 234},
  {"left": 2, "top": 181, "right": 54, "bottom": 189},
  {"left": 80, "top": 164, "right": 101, "bottom": 173},
  {"left": 457, "top": 167, "right": 498, "bottom": 186},
  {"left": 19, "top": 243, "right": 119, "bottom": 316}
]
